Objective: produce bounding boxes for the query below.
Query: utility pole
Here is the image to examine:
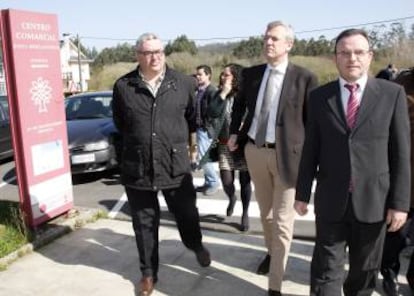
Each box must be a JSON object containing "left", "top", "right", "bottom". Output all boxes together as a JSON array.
[{"left": 77, "top": 33, "right": 83, "bottom": 92}]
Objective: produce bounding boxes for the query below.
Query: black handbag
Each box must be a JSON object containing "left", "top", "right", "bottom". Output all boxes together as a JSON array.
[
  {"left": 197, "top": 101, "right": 227, "bottom": 169},
  {"left": 208, "top": 142, "right": 219, "bottom": 162}
]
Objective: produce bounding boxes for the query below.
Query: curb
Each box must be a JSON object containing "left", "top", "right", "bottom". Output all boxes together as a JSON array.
[{"left": 0, "top": 207, "right": 105, "bottom": 270}]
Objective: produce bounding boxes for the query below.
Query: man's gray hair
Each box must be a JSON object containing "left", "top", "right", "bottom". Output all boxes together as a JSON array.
[
  {"left": 266, "top": 21, "right": 295, "bottom": 41},
  {"left": 135, "top": 33, "right": 163, "bottom": 50}
]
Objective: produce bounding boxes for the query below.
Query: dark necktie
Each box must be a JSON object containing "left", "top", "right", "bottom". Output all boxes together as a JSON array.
[
  {"left": 344, "top": 83, "right": 360, "bottom": 129},
  {"left": 255, "top": 69, "right": 278, "bottom": 147}
]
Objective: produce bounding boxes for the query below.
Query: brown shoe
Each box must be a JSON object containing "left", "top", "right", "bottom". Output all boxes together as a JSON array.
[
  {"left": 195, "top": 246, "right": 211, "bottom": 267},
  {"left": 138, "top": 276, "right": 154, "bottom": 296}
]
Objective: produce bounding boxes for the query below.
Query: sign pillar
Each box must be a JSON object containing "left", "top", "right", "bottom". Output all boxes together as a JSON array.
[{"left": 0, "top": 9, "right": 73, "bottom": 227}]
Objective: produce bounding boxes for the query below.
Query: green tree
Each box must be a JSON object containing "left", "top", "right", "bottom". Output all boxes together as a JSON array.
[
  {"left": 92, "top": 43, "right": 135, "bottom": 68},
  {"left": 232, "top": 37, "right": 263, "bottom": 59},
  {"left": 164, "top": 35, "right": 197, "bottom": 56}
]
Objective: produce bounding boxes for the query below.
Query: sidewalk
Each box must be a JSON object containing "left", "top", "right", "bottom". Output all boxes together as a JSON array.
[{"left": 0, "top": 216, "right": 412, "bottom": 295}]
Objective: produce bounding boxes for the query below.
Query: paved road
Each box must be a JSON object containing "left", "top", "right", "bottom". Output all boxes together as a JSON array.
[
  {"left": 1, "top": 159, "right": 413, "bottom": 295},
  {"left": 0, "top": 159, "right": 316, "bottom": 238}
]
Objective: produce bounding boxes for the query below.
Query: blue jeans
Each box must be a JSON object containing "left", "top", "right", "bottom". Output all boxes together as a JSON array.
[{"left": 196, "top": 128, "right": 219, "bottom": 189}]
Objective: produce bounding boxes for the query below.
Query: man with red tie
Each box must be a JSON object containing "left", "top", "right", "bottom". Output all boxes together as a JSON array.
[{"left": 295, "top": 28, "right": 410, "bottom": 295}]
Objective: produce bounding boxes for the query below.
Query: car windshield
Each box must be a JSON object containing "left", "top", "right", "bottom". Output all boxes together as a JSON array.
[
  {"left": 65, "top": 95, "right": 112, "bottom": 120},
  {"left": 0, "top": 96, "right": 9, "bottom": 121}
]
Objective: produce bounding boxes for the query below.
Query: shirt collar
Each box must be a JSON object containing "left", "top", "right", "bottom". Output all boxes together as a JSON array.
[
  {"left": 267, "top": 59, "right": 288, "bottom": 75},
  {"left": 198, "top": 82, "right": 210, "bottom": 92},
  {"left": 339, "top": 74, "right": 368, "bottom": 92},
  {"left": 138, "top": 66, "right": 166, "bottom": 84}
]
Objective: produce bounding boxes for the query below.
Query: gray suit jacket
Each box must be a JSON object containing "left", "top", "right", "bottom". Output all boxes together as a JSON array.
[
  {"left": 296, "top": 78, "right": 411, "bottom": 223},
  {"left": 230, "top": 63, "right": 318, "bottom": 187}
]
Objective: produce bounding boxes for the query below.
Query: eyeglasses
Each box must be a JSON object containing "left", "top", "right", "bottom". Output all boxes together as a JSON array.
[
  {"left": 336, "top": 50, "right": 371, "bottom": 59},
  {"left": 137, "top": 49, "right": 164, "bottom": 57}
]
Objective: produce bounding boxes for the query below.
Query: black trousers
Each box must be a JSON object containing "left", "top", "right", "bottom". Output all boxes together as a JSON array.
[
  {"left": 381, "top": 209, "right": 414, "bottom": 277},
  {"left": 125, "top": 174, "right": 203, "bottom": 279},
  {"left": 311, "top": 201, "right": 386, "bottom": 296}
]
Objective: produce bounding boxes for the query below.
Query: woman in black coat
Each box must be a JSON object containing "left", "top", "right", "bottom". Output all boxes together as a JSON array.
[{"left": 207, "top": 63, "right": 252, "bottom": 231}]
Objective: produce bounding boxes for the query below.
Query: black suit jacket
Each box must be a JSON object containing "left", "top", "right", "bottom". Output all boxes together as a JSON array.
[
  {"left": 230, "top": 63, "right": 318, "bottom": 187},
  {"left": 295, "top": 78, "right": 411, "bottom": 223},
  {"left": 197, "top": 84, "right": 217, "bottom": 128}
]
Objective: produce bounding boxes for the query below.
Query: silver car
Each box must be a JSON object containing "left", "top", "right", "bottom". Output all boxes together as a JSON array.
[{"left": 65, "top": 91, "right": 121, "bottom": 174}]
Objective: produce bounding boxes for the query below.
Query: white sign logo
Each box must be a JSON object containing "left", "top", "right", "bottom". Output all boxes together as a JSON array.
[{"left": 30, "top": 77, "right": 52, "bottom": 113}]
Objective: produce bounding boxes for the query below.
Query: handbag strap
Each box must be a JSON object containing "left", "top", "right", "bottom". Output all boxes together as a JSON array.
[{"left": 197, "top": 100, "right": 228, "bottom": 169}]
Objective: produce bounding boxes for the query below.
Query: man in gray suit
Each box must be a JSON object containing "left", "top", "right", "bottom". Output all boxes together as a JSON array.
[
  {"left": 295, "top": 28, "right": 410, "bottom": 295},
  {"left": 228, "top": 20, "right": 317, "bottom": 296}
]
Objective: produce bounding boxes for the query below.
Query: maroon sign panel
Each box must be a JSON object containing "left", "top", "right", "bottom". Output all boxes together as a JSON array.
[{"left": 0, "top": 9, "right": 73, "bottom": 227}]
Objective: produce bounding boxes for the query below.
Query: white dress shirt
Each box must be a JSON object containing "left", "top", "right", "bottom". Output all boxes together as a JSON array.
[{"left": 248, "top": 60, "right": 288, "bottom": 143}]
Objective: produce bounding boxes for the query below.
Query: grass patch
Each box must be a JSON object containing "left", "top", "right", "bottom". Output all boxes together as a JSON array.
[{"left": 0, "top": 201, "right": 29, "bottom": 258}]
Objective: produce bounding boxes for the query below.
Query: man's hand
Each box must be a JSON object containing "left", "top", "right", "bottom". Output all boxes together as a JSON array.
[
  {"left": 386, "top": 209, "right": 407, "bottom": 232},
  {"left": 294, "top": 200, "right": 309, "bottom": 216}
]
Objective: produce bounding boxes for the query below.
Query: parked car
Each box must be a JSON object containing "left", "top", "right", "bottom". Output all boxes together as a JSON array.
[
  {"left": 65, "top": 91, "right": 121, "bottom": 174},
  {"left": 0, "top": 95, "right": 13, "bottom": 160}
]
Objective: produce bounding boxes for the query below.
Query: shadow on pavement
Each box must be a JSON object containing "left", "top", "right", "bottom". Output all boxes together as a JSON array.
[{"left": 36, "top": 221, "right": 313, "bottom": 296}]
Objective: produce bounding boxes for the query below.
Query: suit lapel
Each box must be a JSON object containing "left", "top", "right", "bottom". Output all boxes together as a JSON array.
[
  {"left": 326, "top": 81, "right": 348, "bottom": 131},
  {"left": 353, "top": 78, "right": 379, "bottom": 131},
  {"left": 276, "top": 63, "right": 294, "bottom": 122},
  {"left": 248, "top": 65, "right": 266, "bottom": 112}
]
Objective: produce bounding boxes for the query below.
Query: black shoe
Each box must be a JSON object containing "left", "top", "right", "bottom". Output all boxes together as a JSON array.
[
  {"left": 257, "top": 254, "right": 271, "bottom": 275},
  {"left": 240, "top": 212, "right": 249, "bottom": 232},
  {"left": 195, "top": 246, "right": 211, "bottom": 267},
  {"left": 407, "top": 275, "right": 414, "bottom": 290},
  {"left": 268, "top": 290, "right": 282, "bottom": 296},
  {"left": 382, "top": 270, "right": 399, "bottom": 296},
  {"left": 407, "top": 265, "right": 414, "bottom": 290},
  {"left": 226, "top": 195, "right": 236, "bottom": 216},
  {"left": 196, "top": 185, "right": 208, "bottom": 192}
]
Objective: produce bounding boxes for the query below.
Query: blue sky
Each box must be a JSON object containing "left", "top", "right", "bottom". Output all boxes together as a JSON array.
[{"left": 2, "top": 0, "right": 414, "bottom": 51}]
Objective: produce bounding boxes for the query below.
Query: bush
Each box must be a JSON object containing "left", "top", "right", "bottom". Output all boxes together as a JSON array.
[{"left": 0, "top": 201, "right": 28, "bottom": 258}]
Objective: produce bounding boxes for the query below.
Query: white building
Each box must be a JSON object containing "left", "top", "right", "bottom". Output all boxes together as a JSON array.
[
  {"left": 0, "top": 60, "right": 5, "bottom": 95},
  {"left": 60, "top": 37, "right": 92, "bottom": 94},
  {"left": 0, "top": 37, "right": 92, "bottom": 95}
]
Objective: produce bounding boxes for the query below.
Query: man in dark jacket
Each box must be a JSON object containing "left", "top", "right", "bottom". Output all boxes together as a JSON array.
[
  {"left": 380, "top": 67, "right": 414, "bottom": 296},
  {"left": 112, "top": 32, "right": 210, "bottom": 296},
  {"left": 194, "top": 65, "right": 220, "bottom": 195},
  {"left": 376, "top": 63, "right": 398, "bottom": 81},
  {"left": 295, "top": 29, "right": 410, "bottom": 296}
]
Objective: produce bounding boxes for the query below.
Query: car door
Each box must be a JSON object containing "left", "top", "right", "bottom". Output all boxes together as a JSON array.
[{"left": 0, "top": 96, "right": 13, "bottom": 159}]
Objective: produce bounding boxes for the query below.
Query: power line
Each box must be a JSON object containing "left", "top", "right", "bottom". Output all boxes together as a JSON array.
[
  {"left": 295, "top": 15, "right": 414, "bottom": 35},
  {"left": 79, "top": 15, "right": 414, "bottom": 45}
]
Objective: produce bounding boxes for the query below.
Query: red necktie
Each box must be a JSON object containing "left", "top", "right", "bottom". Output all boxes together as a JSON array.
[
  {"left": 344, "top": 83, "right": 360, "bottom": 192},
  {"left": 344, "top": 83, "right": 360, "bottom": 129}
]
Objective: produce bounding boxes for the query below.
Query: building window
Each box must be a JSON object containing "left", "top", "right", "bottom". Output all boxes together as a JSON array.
[
  {"left": 62, "top": 72, "right": 73, "bottom": 80},
  {"left": 0, "top": 82, "right": 6, "bottom": 95}
]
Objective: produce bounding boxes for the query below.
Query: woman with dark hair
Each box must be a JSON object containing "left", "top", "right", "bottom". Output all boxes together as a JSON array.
[{"left": 207, "top": 63, "right": 252, "bottom": 231}]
